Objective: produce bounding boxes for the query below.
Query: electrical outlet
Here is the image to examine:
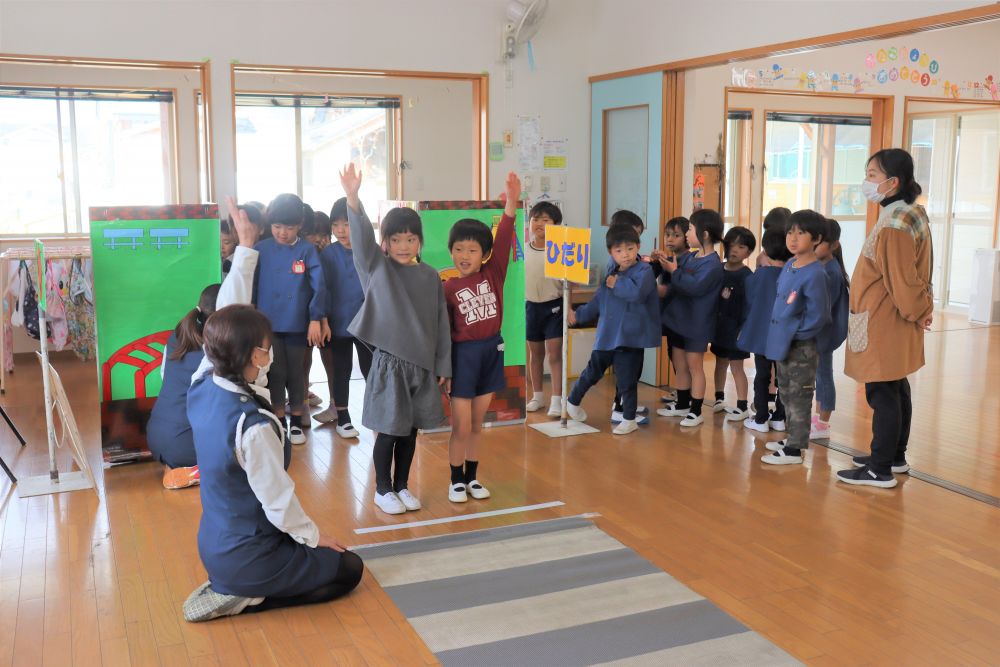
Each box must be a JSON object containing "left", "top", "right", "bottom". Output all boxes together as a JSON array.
[
  {"left": 556, "top": 174, "right": 567, "bottom": 192},
  {"left": 540, "top": 175, "right": 551, "bottom": 192},
  {"left": 523, "top": 175, "right": 533, "bottom": 191}
]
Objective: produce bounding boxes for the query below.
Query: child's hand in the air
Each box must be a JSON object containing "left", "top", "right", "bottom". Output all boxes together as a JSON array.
[
  {"left": 501, "top": 171, "right": 521, "bottom": 217},
  {"left": 339, "top": 163, "right": 363, "bottom": 211},
  {"left": 226, "top": 196, "right": 259, "bottom": 248}
]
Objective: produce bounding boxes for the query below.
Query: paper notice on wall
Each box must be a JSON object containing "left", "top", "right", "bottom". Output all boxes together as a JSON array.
[
  {"left": 542, "top": 139, "right": 567, "bottom": 171},
  {"left": 518, "top": 115, "right": 540, "bottom": 146},
  {"left": 519, "top": 143, "right": 542, "bottom": 172}
]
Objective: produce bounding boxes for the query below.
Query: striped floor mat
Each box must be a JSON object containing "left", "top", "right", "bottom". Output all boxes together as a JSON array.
[{"left": 361, "top": 516, "right": 800, "bottom": 666}]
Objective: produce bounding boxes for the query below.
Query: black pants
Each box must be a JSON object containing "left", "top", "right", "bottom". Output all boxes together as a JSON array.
[
  {"left": 373, "top": 429, "right": 418, "bottom": 494},
  {"left": 270, "top": 335, "right": 308, "bottom": 411},
  {"left": 328, "top": 336, "right": 374, "bottom": 407},
  {"left": 613, "top": 355, "right": 645, "bottom": 411},
  {"left": 753, "top": 354, "right": 785, "bottom": 424},
  {"left": 865, "top": 379, "right": 912, "bottom": 474},
  {"left": 245, "top": 550, "right": 364, "bottom": 613},
  {"left": 569, "top": 347, "right": 644, "bottom": 420}
]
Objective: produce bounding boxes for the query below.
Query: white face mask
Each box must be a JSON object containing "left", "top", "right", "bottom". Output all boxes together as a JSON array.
[
  {"left": 861, "top": 177, "right": 891, "bottom": 203},
  {"left": 252, "top": 346, "right": 273, "bottom": 387}
]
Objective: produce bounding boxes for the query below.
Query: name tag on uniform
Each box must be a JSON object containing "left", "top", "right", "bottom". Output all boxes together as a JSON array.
[
  {"left": 292, "top": 260, "right": 306, "bottom": 274},
  {"left": 786, "top": 290, "right": 797, "bottom": 305}
]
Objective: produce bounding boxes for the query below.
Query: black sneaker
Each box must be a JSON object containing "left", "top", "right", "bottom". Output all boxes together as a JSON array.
[
  {"left": 837, "top": 465, "right": 897, "bottom": 488},
  {"left": 852, "top": 456, "right": 909, "bottom": 474}
]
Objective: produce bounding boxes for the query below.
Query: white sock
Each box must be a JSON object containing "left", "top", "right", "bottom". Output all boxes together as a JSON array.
[
  {"left": 551, "top": 394, "right": 562, "bottom": 401},
  {"left": 532, "top": 392, "right": 543, "bottom": 402}
]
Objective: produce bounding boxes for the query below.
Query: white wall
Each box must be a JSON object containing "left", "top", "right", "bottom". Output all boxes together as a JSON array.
[{"left": 0, "top": 0, "right": 598, "bottom": 226}]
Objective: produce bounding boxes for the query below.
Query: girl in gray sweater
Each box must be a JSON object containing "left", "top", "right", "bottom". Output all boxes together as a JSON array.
[{"left": 339, "top": 164, "right": 451, "bottom": 516}]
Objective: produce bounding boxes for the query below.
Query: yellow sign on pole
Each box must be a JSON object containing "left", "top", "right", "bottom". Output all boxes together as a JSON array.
[{"left": 543, "top": 225, "right": 591, "bottom": 284}]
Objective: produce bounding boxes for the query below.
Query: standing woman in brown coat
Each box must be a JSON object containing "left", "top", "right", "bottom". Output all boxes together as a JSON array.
[{"left": 839, "top": 148, "right": 933, "bottom": 489}]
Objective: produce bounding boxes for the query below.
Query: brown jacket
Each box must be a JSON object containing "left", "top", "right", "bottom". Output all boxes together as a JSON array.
[{"left": 844, "top": 200, "right": 933, "bottom": 383}]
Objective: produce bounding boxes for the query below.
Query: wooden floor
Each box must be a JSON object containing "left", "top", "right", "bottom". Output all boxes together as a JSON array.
[{"left": 0, "top": 314, "right": 997, "bottom": 666}]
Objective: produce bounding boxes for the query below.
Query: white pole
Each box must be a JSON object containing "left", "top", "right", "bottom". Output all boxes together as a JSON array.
[
  {"left": 37, "top": 256, "right": 58, "bottom": 482},
  {"left": 561, "top": 278, "right": 569, "bottom": 428}
]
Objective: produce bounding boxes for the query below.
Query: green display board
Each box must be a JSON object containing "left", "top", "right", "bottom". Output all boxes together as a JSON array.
[{"left": 90, "top": 205, "right": 221, "bottom": 461}]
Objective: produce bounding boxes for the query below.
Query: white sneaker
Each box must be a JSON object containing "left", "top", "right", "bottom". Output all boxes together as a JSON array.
[
  {"left": 307, "top": 393, "right": 323, "bottom": 407},
  {"left": 336, "top": 423, "right": 360, "bottom": 439},
  {"left": 770, "top": 419, "right": 787, "bottom": 432},
  {"left": 656, "top": 403, "right": 688, "bottom": 417},
  {"left": 707, "top": 400, "right": 727, "bottom": 414},
  {"left": 547, "top": 396, "right": 563, "bottom": 417},
  {"left": 636, "top": 405, "right": 649, "bottom": 415},
  {"left": 448, "top": 483, "right": 468, "bottom": 503},
  {"left": 566, "top": 402, "right": 587, "bottom": 422},
  {"left": 765, "top": 440, "right": 786, "bottom": 452},
  {"left": 761, "top": 447, "right": 803, "bottom": 465},
  {"left": 810, "top": 420, "right": 831, "bottom": 439},
  {"left": 612, "top": 419, "right": 638, "bottom": 435},
  {"left": 725, "top": 408, "right": 749, "bottom": 422},
  {"left": 374, "top": 491, "right": 406, "bottom": 515},
  {"left": 313, "top": 407, "right": 337, "bottom": 423},
  {"left": 526, "top": 398, "right": 543, "bottom": 412},
  {"left": 659, "top": 392, "right": 677, "bottom": 404},
  {"left": 467, "top": 480, "right": 490, "bottom": 499},
  {"left": 679, "top": 412, "right": 704, "bottom": 427},
  {"left": 288, "top": 426, "right": 307, "bottom": 446},
  {"left": 611, "top": 409, "right": 624, "bottom": 423},
  {"left": 396, "top": 488, "right": 422, "bottom": 511},
  {"left": 744, "top": 417, "right": 770, "bottom": 433}
]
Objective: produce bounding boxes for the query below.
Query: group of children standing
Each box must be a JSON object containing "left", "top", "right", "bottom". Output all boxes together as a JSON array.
[{"left": 533, "top": 202, "right": 849, "bottom": 469}]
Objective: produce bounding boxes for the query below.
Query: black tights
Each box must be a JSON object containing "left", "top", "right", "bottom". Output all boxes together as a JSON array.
[
  {"left": 373, "top": 429, "right": 418, "bottom": 494},
  {"left": 245, "top": 550, "right": 364, "bottom": 614}
]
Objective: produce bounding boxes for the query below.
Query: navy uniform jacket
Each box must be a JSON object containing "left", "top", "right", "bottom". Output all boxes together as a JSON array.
[
  {"left": 576, "top": 261, "right": 660, "bottom": 351},
  {"left": 146, "top": 333, "right": 202, "bottom": 468},
  {"left": 253, "top": 238, "right": 326, "bottom": 333},
  {"left": 662, "top": 251, "right": 724, "bottom": 346},
  {"left": 713, "top": 266, "right": 752, "bottom": 350},
  {"left": 764, "top": 260, "right": 830, "bottom": 362},
  {"left": 816, "top": 259, "right": 849, "bottom": 354},
  {"left": 320, "top": 242, "right": 365, "bottom": 338},
  {"left": 737, "top": 265, "right": 782, "bottom": 355}
]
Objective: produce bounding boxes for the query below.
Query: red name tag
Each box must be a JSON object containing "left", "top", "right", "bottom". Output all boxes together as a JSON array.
[
  {"left": 292, "top": 260, "right": 305, "bottom": 274},
  {"left": 786, "top": 290, "right": 797, "bottom": 305}
]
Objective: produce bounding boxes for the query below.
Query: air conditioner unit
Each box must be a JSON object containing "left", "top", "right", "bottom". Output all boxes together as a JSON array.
[{"left": 968, "top": 248, "right": 1000, "bottom": 325}]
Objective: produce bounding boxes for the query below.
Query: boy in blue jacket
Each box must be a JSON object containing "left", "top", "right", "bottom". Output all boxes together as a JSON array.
[
  {"left": 566, "top": 224, "right": 660, "bottom": 435},
  {"left": 760, "top": 210, "right": 830, "bottom": 465},
  {"left": 738, "top": 229, "right": 791, "bottom": 433}
]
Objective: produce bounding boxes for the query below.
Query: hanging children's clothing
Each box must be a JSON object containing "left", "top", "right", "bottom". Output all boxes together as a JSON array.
[{"left": 64, "top": 258, "right": 96, "bottom": 362}]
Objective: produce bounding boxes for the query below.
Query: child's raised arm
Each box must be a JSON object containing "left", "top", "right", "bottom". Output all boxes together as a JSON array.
[
  {"left": 484, "top": 172, "right": 522, "bottom": 279},
  {"left": 339, "top": 164, "right": 380, "bottom": 284}
]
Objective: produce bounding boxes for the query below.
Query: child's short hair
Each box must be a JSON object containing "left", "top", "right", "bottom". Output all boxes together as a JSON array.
[
  {"left": 220, "top": 220, "right": 233, "bottom": 235},
  {"left": 448, "top": 218, "right": 493, "bottom": 255},
  {"left": 723, "top": 226, "right": 756, "bottom": 255},
  {"left": 226, "top": 204, "right": 265, "bottom": 234},
  {"left": 788, "top": 209, "right": 827, "bottom": 244},
  {"left": 381, "top": 207, "right": 424, "bottom": 246},
  {"left": 763, "top": 207, "right": 792, "bottom": 233},
  {"left": 664, "top": 216, "right": 689, "bottom": 236},
  {"left": 266, "top": 193, "right": 305, "bottom": 227},
  {"left": 605, "top": 223, "right": 640, "bottom": 250},
  {"left": 689, "top": 209, "right": 724, "bottom": 245},
  {"left": 761, "top": 229, "right": 792, "bottom": 262},
  {"left": 311, "top": 211, "right": 332, "bottom": 237},
  {"left": 609, "top": 209, "right": 643, "bottom": 232},
  {"left": 299, "top": 203, "right": 316, "bottom": 236},
  {"left": 529, "top": 201, "right": 562, "bottom": 224},
  {"left": 330, "top": 197, "right": 348, "bottom": 223}
]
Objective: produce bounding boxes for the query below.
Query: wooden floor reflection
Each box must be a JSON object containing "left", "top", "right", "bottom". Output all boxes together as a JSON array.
[{"left": 0, "top": 315, "right": 997, "bottom": 665}]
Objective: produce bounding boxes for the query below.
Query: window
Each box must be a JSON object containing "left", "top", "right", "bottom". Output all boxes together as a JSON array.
[
  {"left": 723, "top": 110, "right": 752, "bottom": 226},
  {"left": 0, "top": 86, "right": 176, "bottom": 235},
  {"left": 234, "top": 93, "right": 397, "bottom": 216}
]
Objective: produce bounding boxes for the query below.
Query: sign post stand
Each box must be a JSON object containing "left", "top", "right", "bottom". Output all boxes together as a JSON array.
[{"left": 530, "top": 225, "right": 599, "bottom": 439}]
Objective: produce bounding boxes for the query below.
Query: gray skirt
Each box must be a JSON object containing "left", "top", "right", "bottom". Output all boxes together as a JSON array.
[{"left": 362, "top": 348, "right": 446, "bottom": 436}]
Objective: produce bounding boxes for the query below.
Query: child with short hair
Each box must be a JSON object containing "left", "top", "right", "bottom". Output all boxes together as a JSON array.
[
  {"left": 443, "top": 172, "right": 521, "bottom": 503},
  {"left": 524, "top": 201, "right": 565, "bottom": 417},
  {"left": 811, "top": 218, "right": 849, "bottom": 440},
  {"left": 739, "top": 229, "right": 792, "bottom": 434},
  {"left": 315, "top": 197, "right": 373, "bottom": 438},
  {"left": 710, "top": 226, "right": 755, "bottom": 421},
  {"left": 340, "top": 164, "right": 451, "bottom": 515},
  {"left": 220, "top": 222, "right": 236, "bottom": 275},
  {"left": 760, "top": 210, "right": 831, "bottom": 465},
  {"left": 306, "top": 211, "right": 332, "bottom": 253},
  {"left": 565, "top": 224, "right": 660, "bottom": 435},
  {"left": 253, "top": 194, "right": 327, "bottom": 446},
  {"left": 651, "top": 216, "right": 690, "bottom": 406},
  {"left": 656, "top": 209, "right": 724, "bottom": 427},
  {"left": 607, "top": 209, "right": 652, "bottom": 424}
]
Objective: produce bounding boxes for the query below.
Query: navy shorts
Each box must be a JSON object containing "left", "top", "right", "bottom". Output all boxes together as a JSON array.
[
  {"left": 664, "top": 326, "right": 708, "bottom": 353},
  {"left": 526, "top": 298, "right": 563, "bottom": 342},
  {"left": 711, "top": 343, "right": 750, "bottom": 361},
  {"left": 450, "top": 335, "right": 506, "bottom": 399}
]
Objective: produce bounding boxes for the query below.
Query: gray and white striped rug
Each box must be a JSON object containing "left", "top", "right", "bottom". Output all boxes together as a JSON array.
[{"left": 361, "top": 516, "right": 799, "bottom": 666}]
